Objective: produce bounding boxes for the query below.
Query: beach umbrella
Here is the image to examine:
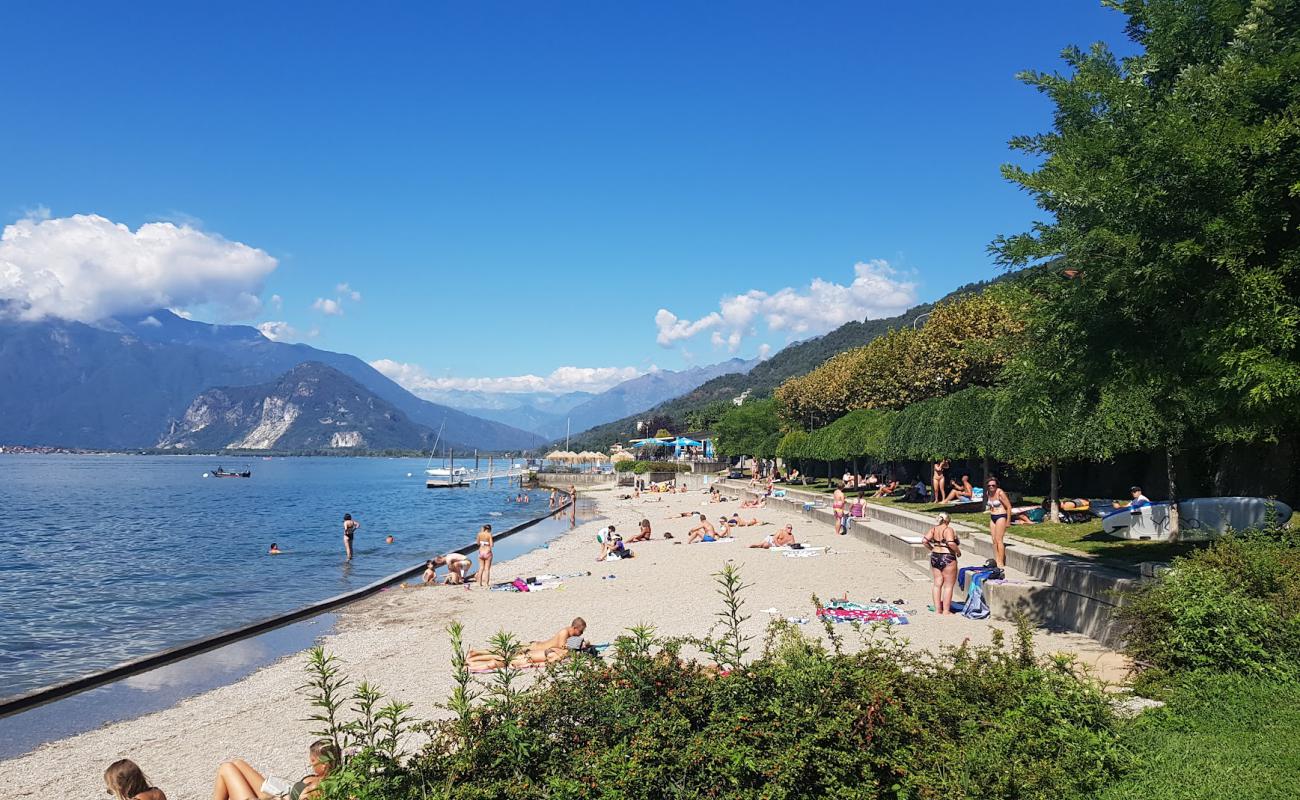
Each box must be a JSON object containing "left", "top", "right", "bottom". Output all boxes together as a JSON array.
[
  {"left": 545, "top": 450, "right": 568, "bottom": 461},
  {"left": 558, "top": 450, "right": 580, "bottom": 461},
  {"left": 610, "top": 451, "right": 634, "bottom": 463},
  {"left": 579, "top": 450, "right": 607, "bottom": 461}
]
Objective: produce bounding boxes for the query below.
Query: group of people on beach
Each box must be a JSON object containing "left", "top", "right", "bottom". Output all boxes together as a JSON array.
[{"left": 103, "top": 737, "right": 337, "bottom": 800}]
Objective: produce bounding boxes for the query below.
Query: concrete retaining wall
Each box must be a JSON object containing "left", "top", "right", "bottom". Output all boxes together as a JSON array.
[{"left": 721, "top": 480, "right": 1140, "bottom": 647}]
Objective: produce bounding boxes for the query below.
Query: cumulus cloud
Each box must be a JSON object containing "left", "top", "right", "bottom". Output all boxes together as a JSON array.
[
  {"left": 372, "top": 359, "right": 646, "bottom": 396},
  {"left": 0, "top": 213, "right": 277, "bottom": 323},
  {"left": 313, "top": 297, "right": 344, "bottom": 316},
  {"left": 335, "top": 282, "right": 362, "bottom": 302},
  {"left": 654, "top": 260, "right": 917, "bottom": 352},
  {"left": 257, "top": 321, "right": 296, "bottom": 341},
  {"left": 757, "top": 343, "right": 772, "bottom": 360},
  {"left": 270, "top": 293, "right": 283, "bottom": 310}
]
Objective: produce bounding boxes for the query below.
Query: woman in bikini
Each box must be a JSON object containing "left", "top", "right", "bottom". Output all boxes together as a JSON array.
[
  {"left": 931, "top": 459, "right": 950, "bottom": 506},
  {"left": 209, "top": 739, "right": 338, "bottom": 800},
  {"left": 832, "top": 486, "right": 847, "bottom": 535},
  {"left": 922, "top": 512, "right": 962, "bottom": 614},
  {"left": 475, "top": 524, "right": 494, "bottom": 588},
  {"left": 985, "top": 477, "right": 1012, "bottom": 567},
  {"left": 104, "top": 759, "right": 166, "bottom": 800}
]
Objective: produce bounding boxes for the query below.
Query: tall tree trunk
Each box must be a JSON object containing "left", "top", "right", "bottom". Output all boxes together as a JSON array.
[
  {"left": 1048, "top": 457, "right": 1060, "bottom": 523},
  {"left": 1166, "top": 445, "right": 1181, "bottom": 541},
  {"left": 982, "top": 455, "right": 991, "bottom": 490},
  {"left": 853, "top": 456, "right": 860, "bottom": 481}
]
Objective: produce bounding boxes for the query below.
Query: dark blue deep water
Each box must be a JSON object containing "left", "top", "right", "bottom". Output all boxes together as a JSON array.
[{"left": 0, "top": 454, "right": 553, "bottom": 699}]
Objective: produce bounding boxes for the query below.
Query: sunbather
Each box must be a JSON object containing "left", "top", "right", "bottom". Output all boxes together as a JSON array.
[
  {"left": 749, "top": 524, "right": 797, "bottom": 549},
  {"left": 687, "top": 513, "right": 720, "bottom": 543},
  {"left": 739, "top": 496, "right": 766, "bottom": 509},
  {"left": 721, "top": 514, "right": 761, "bottom": 526},
  {"left": 943, "top": 474, "right": 974, "bottom": 502},
  {"left": 104, "top": 759, "right": 166, "bottom": 800},
  {"left": 467, "top": 618, "right": 588, "bottom": 670},
  {"left": 209, "top": 739, "right": 338, "bottom": 800},
  {"left": 873, "top": 480, "right": 899, "bottom": 498},
  {"left": 625, "top": 518, "right": 653, "bottom": 542}
]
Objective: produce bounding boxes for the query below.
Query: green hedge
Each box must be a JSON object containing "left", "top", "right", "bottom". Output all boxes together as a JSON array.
[{"left": 616, "top": 460, "right": 693, "bottom": 474}]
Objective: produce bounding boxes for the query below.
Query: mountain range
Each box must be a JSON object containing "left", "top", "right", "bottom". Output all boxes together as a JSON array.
[
  {"left": 0, "top": 309, "right": 540, "bottom": 451},
  {"left": 565, "top": 277, "right": 1002, "bottom": 451},
  {"left": 438, "top": 358, "right": 760, "bottom": 439},
  {"left": 159, "top": 362, "right": 441, "bottom": 451}
]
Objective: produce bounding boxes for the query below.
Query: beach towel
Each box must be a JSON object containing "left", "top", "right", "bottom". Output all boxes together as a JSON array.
[
  {"left": 699, "top": 536, "right": 736, "bottom": 544},
  {"left": 770, "top": 545, "right": 825, "bottom": 553},
  {"left": 951, "top": 568, "right": 999, "bottom": 619},
  {"left": 816, "top": 600, "right": 908, "bottom": 625},
  {"left": 783, "top": 549, "right": 823, "bottom": 558}
]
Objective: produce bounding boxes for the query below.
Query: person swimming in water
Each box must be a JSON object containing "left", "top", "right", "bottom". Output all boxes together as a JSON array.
[
  {"left": 385, "top": 534, "right": 395, "bottom": 544},
  {"left": 268, "top": 543, "right": 283, "bottom": 555}
]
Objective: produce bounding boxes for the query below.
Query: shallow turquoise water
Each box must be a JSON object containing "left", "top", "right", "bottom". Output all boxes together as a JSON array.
[{"left": 0, "top": 454, "right": 552, "bottom": 698}]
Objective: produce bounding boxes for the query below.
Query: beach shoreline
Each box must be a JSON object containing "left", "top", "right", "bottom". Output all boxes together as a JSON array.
[{"left": 2, "top": 484, "right": 1126, "bottom": 798}]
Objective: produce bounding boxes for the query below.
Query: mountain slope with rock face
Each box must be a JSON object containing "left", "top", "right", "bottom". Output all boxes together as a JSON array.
[
  {"left": 158, "top": 362, "right": 439, "bottom": 451},
  {"left": 0, "top": 309, "right": 538, "bottom": 450}
]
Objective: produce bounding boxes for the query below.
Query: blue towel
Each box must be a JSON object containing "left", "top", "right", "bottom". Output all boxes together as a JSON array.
[{"left": 951, "top": 569, "right": 997, "bottom": 619}]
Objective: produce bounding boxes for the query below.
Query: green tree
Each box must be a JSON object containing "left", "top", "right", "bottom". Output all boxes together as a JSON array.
[
  {"left": 713, "top": 398, "right": 783, "bottom": 459},
  {"left": 993, "top": 0, "right": 1300, "bottom": 535}
]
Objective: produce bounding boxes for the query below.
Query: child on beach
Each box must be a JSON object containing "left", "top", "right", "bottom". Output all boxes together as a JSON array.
[
  {"left": 404, "top": 553, "right": 473, "bottom": 587},
  {"left": 104, "top": 759, "right": 166, "bottom": 800},
  {"left": 625, "top": 518, "right": 653, "bottom": 543}
]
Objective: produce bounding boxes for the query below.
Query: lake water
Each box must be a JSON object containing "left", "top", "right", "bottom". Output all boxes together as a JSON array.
[{"left": 0, "top": 454, "right": 560, "bottom": 701}]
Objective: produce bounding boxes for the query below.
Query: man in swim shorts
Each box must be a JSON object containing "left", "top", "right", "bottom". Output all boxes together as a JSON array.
[{"left": 687, "top": 513, "right": 719, "bottom": 543}]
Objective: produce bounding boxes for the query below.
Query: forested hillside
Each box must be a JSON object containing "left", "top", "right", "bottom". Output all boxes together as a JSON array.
[{"left": 567, "top": 278, "right": 998, "bottom": 450}]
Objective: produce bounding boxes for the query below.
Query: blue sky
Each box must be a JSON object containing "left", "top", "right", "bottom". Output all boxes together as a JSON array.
[{"left": 0, "top": 2, "right": 1135, "bottom": 396}]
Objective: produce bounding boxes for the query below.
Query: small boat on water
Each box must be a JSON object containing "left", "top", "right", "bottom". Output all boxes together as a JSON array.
[
  {"left": 211, "top": 466, "right": 252, "bottom": 478},
  {"left": 426, "top": 465, "right": 473, "bottom": 487}
]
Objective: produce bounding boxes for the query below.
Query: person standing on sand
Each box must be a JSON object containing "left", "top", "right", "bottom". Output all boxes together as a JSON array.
[
  {"left": 342, "top": 513, "right": 359, "bottom": 560},
  {"left": 932, "top": 459, "right": 950, "bottom": 507},
  {"left": 832, "top": 485, "right": 847, "bottom": 535},
  {"left": 476, "top": 524, "right": 494, "bottom": 587},
  {"left": 923, "top": 512, "right": 961, "bottom": 614}
]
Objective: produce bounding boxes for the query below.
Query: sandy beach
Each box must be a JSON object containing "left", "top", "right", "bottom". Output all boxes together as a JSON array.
[{"left": 3, "top": 485, "right": 1124, "bottom": 798}]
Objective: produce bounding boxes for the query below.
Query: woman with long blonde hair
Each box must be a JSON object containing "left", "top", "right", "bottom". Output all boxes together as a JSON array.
[{"left": 104, "top": 759, "right": 166, "bottom": 800}]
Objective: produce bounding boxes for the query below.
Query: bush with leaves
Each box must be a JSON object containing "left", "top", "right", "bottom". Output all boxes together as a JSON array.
[
  {"left": 1118, "top": 530, "right": 1300, "bottom": 688},
  {"left": 305, "top": 565, "right": 1127, "bottom": 799}
]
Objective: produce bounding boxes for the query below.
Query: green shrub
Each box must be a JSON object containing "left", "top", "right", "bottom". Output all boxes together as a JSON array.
[
  {"left": 628, "top": 460, "right": 690, "bottom": 475},
  {"left": 1117, "top": 533, "right": 1300, "bottom": 686},
  {"left": 308, "top": 569, "right": 1127, "bottom": 799},
  {"left": 613, "top": 460, "right": 636, "bottom": 473}
]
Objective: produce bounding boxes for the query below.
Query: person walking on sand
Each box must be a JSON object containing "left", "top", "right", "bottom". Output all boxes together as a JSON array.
[
  {"left": 923, "top": 512, "right": 961, "bottom": 614},
  {"left": 342, "top": 513, "right": 359, "bottom": 560},
  {"left": 476, "top": 524, "right": 494, "bottom": 587}
]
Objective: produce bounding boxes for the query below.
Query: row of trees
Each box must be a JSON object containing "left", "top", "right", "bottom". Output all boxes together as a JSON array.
[{"left": 717, "top": 1, "right": 1300, "bottom": 535}]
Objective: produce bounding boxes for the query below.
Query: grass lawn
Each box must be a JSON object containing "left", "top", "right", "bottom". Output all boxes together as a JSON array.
[
  {"left": 773, "top": 479, "right": 1199, "bottom": 568},
  {"left": 1103, "top": 674, "right": 1300, "bottom": 799}
]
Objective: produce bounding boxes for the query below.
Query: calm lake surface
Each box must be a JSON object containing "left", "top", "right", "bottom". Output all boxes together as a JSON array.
[{"left": 0, "top": 454, "right": 556, "bottom": 699}]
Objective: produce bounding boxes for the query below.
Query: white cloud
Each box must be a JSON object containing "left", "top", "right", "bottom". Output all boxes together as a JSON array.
[
  {"left": 270, "top": 293, "right": 283, "bottom": 310},
  {"left": 139, "top": 315, "right": 162, "bottom": 328},
  {"left": 312, "top": 297, "right": 343, "bottom": 316},
  {"left": 372, "top": 359, "right": 646, "bottom": 396},
  {"left": 757, "top": 343, "right": 772, "bottom": 360},
  {"left": 654, "top": 260, "right": 917, "bottom": 352},
  {"left": 0, "top": 213, "right": 277, "bottom": 323},
  {"left": 257, "top": 321, "right": 296, "bottom": 341},
  {"left": 335, "top": 282, "right": 362, "bottom": 302}
]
